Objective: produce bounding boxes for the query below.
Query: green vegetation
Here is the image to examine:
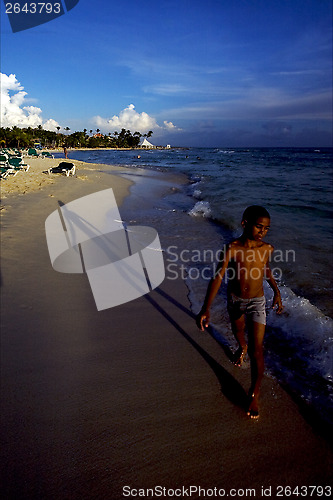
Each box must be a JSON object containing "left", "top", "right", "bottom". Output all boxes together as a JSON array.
[{"left": 0, "top": 126, "right": 153, "bottom": 149}]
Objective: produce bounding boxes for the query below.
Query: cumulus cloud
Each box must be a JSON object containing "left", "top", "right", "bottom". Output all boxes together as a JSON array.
[
  {"left": 0, "top": 73, "right": 60, "bottom": 131},
  {"left": 163, "top": 120, "right": 178, "bottom": 130},
  {"left": 93, "top": 104, "right": 181, "bottom": 134}
]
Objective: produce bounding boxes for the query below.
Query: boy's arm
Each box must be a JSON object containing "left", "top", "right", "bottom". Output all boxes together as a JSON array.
[
  {"left": 265, "top": 263, "right": 283, "bottom": 314},
  {"left": 196, "top": 247, "right": 231, "bottom": 330}
]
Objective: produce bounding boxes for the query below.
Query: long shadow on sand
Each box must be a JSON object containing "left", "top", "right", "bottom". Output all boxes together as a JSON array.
[{"left": 145, "top": 287, "right": 248, "bottom": 412}]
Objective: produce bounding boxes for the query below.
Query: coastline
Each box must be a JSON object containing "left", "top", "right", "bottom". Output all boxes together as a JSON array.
[{"left": 1, "top": 159, "right": 332, "bottom": 498}]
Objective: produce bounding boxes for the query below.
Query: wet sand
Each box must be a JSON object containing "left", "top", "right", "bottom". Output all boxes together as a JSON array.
[{"left": 1, "top": 158, "right": 332, "bottom": 499}]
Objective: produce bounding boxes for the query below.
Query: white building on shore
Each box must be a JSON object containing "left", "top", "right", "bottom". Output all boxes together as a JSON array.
[{"left": 140, "top": 138, "right": 156, "bottom": 148}]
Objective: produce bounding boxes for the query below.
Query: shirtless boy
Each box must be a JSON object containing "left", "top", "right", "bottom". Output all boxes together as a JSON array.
[{"left": 196, "top": 206, "right": 283, "bottom": 419}]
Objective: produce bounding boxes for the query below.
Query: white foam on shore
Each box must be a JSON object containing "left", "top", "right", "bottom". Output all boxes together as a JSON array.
[
  {"left": 193, "top": 189, "right": 202, "bottom": 199},
  {"left": 188, "top": 200, "right": 212, "bottom": 218}
]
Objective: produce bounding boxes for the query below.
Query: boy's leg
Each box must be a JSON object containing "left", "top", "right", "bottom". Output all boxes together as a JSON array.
[
  {"left": 247, "top": 321, "right": 266, "bottom": 418},
  {"left": 230, "top": 315, "right": 247, "bottom": 366}
]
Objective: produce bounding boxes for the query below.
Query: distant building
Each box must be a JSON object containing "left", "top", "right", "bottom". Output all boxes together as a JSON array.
[
  {"left": 140, "top": 138, "right": 156, "bottom": 148},
  {"left": 166, "top": 144, "right": 171, "bottom": 149}
]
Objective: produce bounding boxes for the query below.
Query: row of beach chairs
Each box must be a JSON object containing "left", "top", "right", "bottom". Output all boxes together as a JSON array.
[
  {"left": 0, "top": 148, "right": 76, "bottom": 179},
  {"left": 1, "top": 147, "right": 54, "bottom": 159},
  {"left": 26, "top": 148, "right": 54, "bottom": 159},
  {"left": 0, "top": 150, "right": 30, "bottom": 179}
]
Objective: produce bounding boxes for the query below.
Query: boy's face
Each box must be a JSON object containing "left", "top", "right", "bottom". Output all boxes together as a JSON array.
[{"left": 243, "top": 216, "right": 270, "bottom": 241}]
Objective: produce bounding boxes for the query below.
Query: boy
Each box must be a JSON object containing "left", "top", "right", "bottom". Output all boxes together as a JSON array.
[{"left": 196, "top": 206, "right": 283, "bottom": 419}]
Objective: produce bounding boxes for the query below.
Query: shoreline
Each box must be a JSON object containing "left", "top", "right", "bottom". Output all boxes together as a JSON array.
[{"left": 1, "top": 159, "right": 332, "bottom": 498}]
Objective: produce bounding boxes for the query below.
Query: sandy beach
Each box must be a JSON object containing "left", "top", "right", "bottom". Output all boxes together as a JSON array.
[
  {"left": 1, "top": 157, "right": 332, "bottom": 499},
  {"left": 0, "top": 155, "right": 132, "bottom": 200}
]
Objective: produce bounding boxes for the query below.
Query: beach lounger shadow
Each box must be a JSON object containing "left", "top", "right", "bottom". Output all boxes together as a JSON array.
[{"left": 145, "top": 290, "right": 248, "bottom": 411}]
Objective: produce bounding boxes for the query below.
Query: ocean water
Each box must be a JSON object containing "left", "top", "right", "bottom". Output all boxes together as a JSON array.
[{"left": 67, "top": 147, "right": 333, "bottom": 427}]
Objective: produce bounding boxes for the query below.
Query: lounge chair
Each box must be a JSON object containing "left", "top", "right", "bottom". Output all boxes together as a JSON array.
[
  {"left": 8, "top": 157, "right": 30, "bottom": 171},
  {"left": 0, "top": 154, "right": 8, "bottom": 165},
  {"left": 45, "top": 162, "right": 76, "bottom": 177},
  {"left": 0, "top": 166, "right": 19, "bottom": 178},
  {"left": 27, "top": 148, "right": 41, "bottom": 158},
  {"left": 41, "top": 151, "right": 54, "bottom": 158}
]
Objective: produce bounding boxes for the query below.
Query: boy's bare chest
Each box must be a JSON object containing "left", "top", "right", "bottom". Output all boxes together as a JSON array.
[{"left": 231, "top": 247, "right": 269, "bottom": 267}]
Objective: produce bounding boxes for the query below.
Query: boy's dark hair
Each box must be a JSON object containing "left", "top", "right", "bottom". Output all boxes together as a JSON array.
[{"left": 242, "top": 205, "right": 270, "bottom": 224}]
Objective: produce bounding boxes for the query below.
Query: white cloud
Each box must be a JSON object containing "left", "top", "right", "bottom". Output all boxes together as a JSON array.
[
  {"left": 0, "top": 73, "right": 60, "bottom": 131},
  {"left": 93, "top": 104, "right": 181, "bottom": 134},
  {"left": 0, "top": 74, "right": 181, "bottom": 135},
  {"left": 143, "top": 84, "right": 189, "bottom": 95},
  {"left": 43, "top": 118, "right": 62, "bottom": 130},
  {"left": 162, "top": 86, "right": 333, "bottom": 122},
  {"left": 163, "top": 120, "right": 178, "bottom": 130}
]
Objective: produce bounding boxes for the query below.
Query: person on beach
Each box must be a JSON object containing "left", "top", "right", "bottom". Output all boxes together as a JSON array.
[
  {"left": 63, "top": 146, "right": 68, "bottom": 159},
  {"left": 196, "top": 206, "right": 283, "bottom": 419}
]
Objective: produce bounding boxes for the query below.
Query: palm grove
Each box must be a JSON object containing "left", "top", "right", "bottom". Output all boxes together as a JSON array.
[{"left": 0, "top": 126, "right": 154, "bottom": 149}]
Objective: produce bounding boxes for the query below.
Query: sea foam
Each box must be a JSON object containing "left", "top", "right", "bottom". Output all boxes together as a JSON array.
[{"left": 188, "top": 201, "right": 212, "bottom": 218}]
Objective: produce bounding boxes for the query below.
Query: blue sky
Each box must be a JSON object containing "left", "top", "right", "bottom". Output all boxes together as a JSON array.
[{"left": 1, "top": 0, "right": 332, "bottom": 146}]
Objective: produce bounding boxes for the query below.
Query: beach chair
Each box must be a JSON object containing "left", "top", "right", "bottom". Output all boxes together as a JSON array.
[
  {"left": 0, "top": 154, "right": 8, "bottom": 165},
  {"left": 8, "top": 151, "right": 23, "bottom": 159},
  {"left": 41, "top": 151, "right": 54, "bottom": 158},
  {"left": 45, "top": 162, "right": 76, "bottom": 176},
  {"left": 0, "top": 166, "right": 19, "bottom": 178},
  {"left": 27, "top": 148, "right": 40, "bottom": 158},
  {"left": 0, "top": 166, "right": 10, "bottom": 178},
  {"left": 8, "top": 157, "right": 30, "bottom": 172}
]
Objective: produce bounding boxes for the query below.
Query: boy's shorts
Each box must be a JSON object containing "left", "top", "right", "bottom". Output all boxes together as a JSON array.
[{"left": 227, "top": 294, "right": 266, "bottom": 325}]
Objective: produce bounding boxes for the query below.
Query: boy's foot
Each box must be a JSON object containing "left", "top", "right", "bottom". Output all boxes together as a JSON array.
[
  {"left": 233, "top": 346, "right": 247, "bottom": 367},
  {"left": 247, "top": 393, "right": 259, "bottom": 419}
]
